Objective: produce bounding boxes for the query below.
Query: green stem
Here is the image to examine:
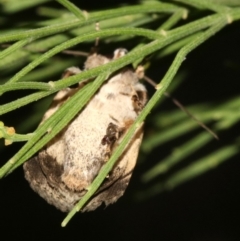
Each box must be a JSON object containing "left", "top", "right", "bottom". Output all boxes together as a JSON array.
[
  {"left": 174, "top": 0, "right": 231, "bottom": 13},
  {"left": 0, "top": 3, "right": 180, "bottom": 43},
  {"left": 56, "top": 0, "right": 86, "bottom": 20}
]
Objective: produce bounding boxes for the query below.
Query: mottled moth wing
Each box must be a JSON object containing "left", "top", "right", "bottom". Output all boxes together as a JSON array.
[{"left": 23, "top": 49, "right": 147, "bottom": 212}]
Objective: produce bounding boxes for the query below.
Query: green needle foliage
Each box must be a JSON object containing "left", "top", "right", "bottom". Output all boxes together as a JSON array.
[{"left": 0, "top": 0, "right": 240, "bottom": 226}]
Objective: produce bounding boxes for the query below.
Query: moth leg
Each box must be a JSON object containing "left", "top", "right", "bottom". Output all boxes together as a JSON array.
[
  {"left": 40, "top": 67, "right": 83, "bottom": 124},
  {"left": 101, "top": 122, "right": 120, "bottom": 145},
  {"left": 62, "top": 66, "right": 81, "bottom": 78},
  {"left": 61, "top": 66, "right": 89, "bottom": 89},
  {"left": 101, "top": 122, "right": 124, "bottom": 158},
  {"left": 101, "top": 118, "right": 136, "bottom": 159}
]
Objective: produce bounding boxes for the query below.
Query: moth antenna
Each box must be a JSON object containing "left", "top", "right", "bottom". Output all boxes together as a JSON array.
[
  {"left": 62, "top": 50, "right": 89, "bottom": 57},
  {"left": 140, "top": 72, "right": 157, "bottom": 88},
  {"left": 1, "top": 44, "right": 11, "bottom": 48},
  {"left": 63, "top": 24, "right": 101, "bottom": 58},
  {"left": 95, "top": 22, "right": 100, "bottom": 48},
  {"left": 164, "top": 91, "right": 219, "bottom": 140},
  {"left": 143, "top": 74, "right": 219, "bottom": 140}
]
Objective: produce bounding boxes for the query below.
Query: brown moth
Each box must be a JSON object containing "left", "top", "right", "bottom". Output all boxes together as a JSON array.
[{"left": 23, "top": 48, "right": 147, "bottom": 212}]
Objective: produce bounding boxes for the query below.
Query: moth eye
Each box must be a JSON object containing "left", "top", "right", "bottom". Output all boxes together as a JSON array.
[{"left": 136, "top": 90, "right": 145, "bottom": 101}]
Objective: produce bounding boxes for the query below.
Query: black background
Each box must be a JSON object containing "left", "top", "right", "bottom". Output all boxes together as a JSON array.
[{"left": 1, "top": 1, "right": 240, "bottom": 240}]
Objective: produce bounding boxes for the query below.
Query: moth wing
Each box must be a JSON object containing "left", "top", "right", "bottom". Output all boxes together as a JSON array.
[
  {"left": 24, "top": 71, "right": 89, "bottom": 211},
  {"left": 24, "top": 124, "right": 142, "bottom": 212},
  {"left": 23, "top": 151, "right": 84, "bottom": 212},
  {"left": 82, "top": 125, "right": 143, "bottom": 211}
]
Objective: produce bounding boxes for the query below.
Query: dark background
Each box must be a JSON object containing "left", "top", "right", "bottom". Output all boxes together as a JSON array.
[{"left": 1, "top": 1, "right": 240, "bottom": 240}]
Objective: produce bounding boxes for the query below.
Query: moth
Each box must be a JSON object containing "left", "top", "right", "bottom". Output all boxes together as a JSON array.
[{"left": 23, "top": 48, "right": 148, "bottom": 212}]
